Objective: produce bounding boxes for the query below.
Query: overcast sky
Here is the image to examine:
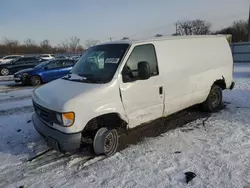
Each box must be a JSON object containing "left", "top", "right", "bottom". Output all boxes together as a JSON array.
[{"left": 0, "top": 0, "right": 249, "bottom": 45}]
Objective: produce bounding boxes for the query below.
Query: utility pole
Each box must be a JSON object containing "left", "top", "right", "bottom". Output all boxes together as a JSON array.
[
  {"left": 248, "top": 5, "right": 250, "bottom": 41},
  {"left": 175, "top": 22, "right": 178, "bottom": 35}
]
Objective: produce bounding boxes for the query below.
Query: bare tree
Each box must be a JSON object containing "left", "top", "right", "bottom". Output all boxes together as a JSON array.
[
  {"left": 231, "top": 20, "right": 248, "bottom": 42},
  {"left": 40, "top": 39, "right": 51, "bottom": 53},
  {"left": 3, "top": 37, "right": 19, "bottom": 47},
  {"left": 176, "top": 19, "right": 211, "bottom": 35},
  {"left": 155, "top": 34, "right": 163, "bottom": 37},
  {"left": 85, "top": 39, "right": 100, "bottom": 49},
  {"left": 76, "top": 45, "right": 84, "bottom": 53},
  {"left": 0, "top": 36, "right": 85, "bottom": 55},
  {"left": 214, "top": 20, "right": 248, "bottom": 42},
  {"left": 2, "top": 37, "right": 20, "bottom": 54},
  {"left": 68, "top": 36, "right": 80, "bottom": 52},
  {"left": 59, "top": 36, "right": 81, "bottom": 52},
  {"left": 60, "top": 40, "right": 70, "bottom": 52},
  {"left": 171, "top": 33, "right": 180, "bottom": 36},
  {"left": 24, "top": 38, "right": 36, "bottom": 46},
  {"left": 40, "top": 39, "right": 50, "bottom": 48}
]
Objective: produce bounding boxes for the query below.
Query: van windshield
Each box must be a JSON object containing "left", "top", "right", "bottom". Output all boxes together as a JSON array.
[{"left": 70, "top": 44, "right": 129, "bottom": 83}]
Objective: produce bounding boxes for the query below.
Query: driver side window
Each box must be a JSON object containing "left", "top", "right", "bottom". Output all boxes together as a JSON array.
[
  {"left": 12, "top": 59, "right": 24, "bottom": 64},
  {"left": 122, "top": 44, "right": 159, "bottom": 82},
  {"left": 5, "top": 56, "right": 15, "bottom": 60},
  {"left": 46, "top": 61, "right": 61, "bottom": 69}
]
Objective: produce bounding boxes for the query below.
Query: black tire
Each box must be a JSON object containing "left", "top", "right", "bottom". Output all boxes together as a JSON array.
[
  {"left": 0, "top": 68, "right": 9, "bottom": 76},
  {"left": 93, "top": 127, "right": 119, "bottom": 156},
  {"left": 202, "top": 85, "right": 222, "bottom": 112},
  {"left": 30, "top": 75, "right": 42, "bottom": 86}
]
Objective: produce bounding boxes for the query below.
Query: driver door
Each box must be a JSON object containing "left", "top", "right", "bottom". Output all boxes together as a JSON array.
[
  {"left": 119, "top": 44, "right": 164, "bottom": 128},
  {"left": 42, "top": 60, "right": 62, "bottom": 82}
]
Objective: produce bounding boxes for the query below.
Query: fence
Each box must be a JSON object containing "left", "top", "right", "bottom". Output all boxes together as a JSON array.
[{"left": 231, "top": 42, "right": 250, "bottom": 63}]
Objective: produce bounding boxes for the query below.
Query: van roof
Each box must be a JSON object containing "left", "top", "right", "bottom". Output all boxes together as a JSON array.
[{"left": 101, "top": 35, "right": 227, "bottom": 46}]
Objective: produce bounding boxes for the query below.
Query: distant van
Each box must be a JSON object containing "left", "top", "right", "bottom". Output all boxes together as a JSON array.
[{"left": 32, "top": 35, "right": 235, "bottom": 156}]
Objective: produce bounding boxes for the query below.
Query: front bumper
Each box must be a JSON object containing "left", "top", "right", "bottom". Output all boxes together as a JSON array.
[
  {"left": 13, "top": 74, "right": 29, "bottom": 84},
  {"left": 32, "top": 113, "right": 81, "bottom": 152}
]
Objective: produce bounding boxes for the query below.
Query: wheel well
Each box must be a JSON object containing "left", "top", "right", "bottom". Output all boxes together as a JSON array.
[
  {"left": 214, "top": 78, "right": 226, "bottom": 90},
  {"left": 84, "top": 113, "right": 127, "bottom": 132}
]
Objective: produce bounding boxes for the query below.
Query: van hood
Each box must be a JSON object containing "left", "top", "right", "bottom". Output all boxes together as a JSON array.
[{"left": 32, "top": 75, "right": 114, "bottom": 112}]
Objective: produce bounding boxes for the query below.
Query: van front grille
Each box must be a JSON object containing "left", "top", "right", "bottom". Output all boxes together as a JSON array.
[{"left": 33, "top": 101, "right": 52, "bottom": 123}]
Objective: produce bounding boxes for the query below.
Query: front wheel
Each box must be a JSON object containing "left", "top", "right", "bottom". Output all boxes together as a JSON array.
[
  {"left": 93, "top": 127, "right": 119, "bottom": 156},
  {"left": 0, "top": 68, "right": 9, "bottom": 76},
  {"left": 201, "top": 85, "right": 222, "bottom": 112},
  {"left": 30, "top": 75, "right": 42, "bottom": 86}
]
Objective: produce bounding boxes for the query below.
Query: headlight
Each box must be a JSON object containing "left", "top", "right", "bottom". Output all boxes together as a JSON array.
[
  {"left": 56, "top": 112, "right": 75, "bottom": 127},
  {"left": 56, "top": 113, "right": 62, "bottom": 123}
]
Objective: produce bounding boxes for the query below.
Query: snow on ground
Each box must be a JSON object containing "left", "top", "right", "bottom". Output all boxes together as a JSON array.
[
  {"left": 0, "top": 98, "right": 32, "bottom": 112},
  {"left": 0, "top": 80, "right": 35, "bottom": 92},
  {"left": 0, "top": 64, "right": 250, "bottom": 188},
  {"left": 0, "top": 88, "right": 33, "bottom": 99}
]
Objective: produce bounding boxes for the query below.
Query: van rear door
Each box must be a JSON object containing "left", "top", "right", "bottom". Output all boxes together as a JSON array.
[{"left": 119, "top": 44, "right": 164, "bottom": 128}]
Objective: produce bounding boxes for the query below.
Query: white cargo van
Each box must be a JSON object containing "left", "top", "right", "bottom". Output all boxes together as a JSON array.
[{"left": 32, "top": 35, "right": 234, "bottom": 156}]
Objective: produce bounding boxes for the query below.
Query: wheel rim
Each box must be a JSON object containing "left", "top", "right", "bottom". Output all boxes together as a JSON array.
[
  {"left": 31, "top": 77, "right": 40, "bottom": 85},
  {"left": 211, "top": 90, "right": 220, "bottom": 108},
  {"left": 1, "top": 68, "right": 9, "bottom": 76},
  {"left": 104, "top": 130, "right": 118, "bottom": 156}
]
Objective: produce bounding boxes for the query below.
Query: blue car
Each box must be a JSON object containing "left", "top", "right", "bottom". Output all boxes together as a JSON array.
[{"left": 14, "top": 58, "right": 76, "bottom": 86}]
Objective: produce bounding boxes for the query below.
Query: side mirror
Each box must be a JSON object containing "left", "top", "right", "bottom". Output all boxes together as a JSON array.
[
  {"left": 44, "top": 66, "right": 48, "bottom": 70},
  {"left": 138, "top": 61, "right": 150, "bottom": 80},
  {"left": 121, "top": 66, "right": 130, "bottom": 76}
]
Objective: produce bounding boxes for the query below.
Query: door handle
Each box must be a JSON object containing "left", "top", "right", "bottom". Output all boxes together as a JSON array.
[{"left": 159, "top": 86, "right": 163, "bottom": 95}]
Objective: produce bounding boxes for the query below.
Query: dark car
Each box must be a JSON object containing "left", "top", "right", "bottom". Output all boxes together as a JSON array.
[
  {"left": 0, "top": 56, "right": 44, "bottom": 76},
  {"left": 14, "top": 59, "right": 76, "bottom": 86},
  {"left": 56, "top": 55, "right": 68, "bottom": 59}
]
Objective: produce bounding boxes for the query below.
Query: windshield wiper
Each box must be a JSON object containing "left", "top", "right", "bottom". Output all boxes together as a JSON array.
[
  {"left": 66, "top": 73, "right": 72, "bottom": 78},
  {"left": 62, "top": 73, "right": 103, "bottom": 83},
  {"left": 62, "top": 73, "right": 72, "bottom": 80}
]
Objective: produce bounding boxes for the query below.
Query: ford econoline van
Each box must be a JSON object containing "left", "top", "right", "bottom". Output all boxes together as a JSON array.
[{"left": 32, "top": 35, "right": 234, "bottom": 156}]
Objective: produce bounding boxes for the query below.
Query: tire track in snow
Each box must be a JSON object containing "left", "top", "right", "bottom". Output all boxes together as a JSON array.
[
  {"left": 0, "top": 105, "right": 34, "bottom": 116},
  {"left": 0, "top": 151, "right": 94, "bottom": 187},
  {"left": 0, "top": 86, "right": 35, "bottom": 93},
  {"left": 118, "top": 106, "right": 211, "bottom": 152},
  {"left": 0, "top": 95, "right": 33, "bottom": 116},
  {"left": 0, "top": 95, "right": 32, "bottom": 104}
]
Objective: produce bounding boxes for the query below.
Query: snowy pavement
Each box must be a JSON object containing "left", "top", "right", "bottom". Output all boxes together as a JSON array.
[{"left": 0, "top": 64, "right": 250, "bottom": 188}]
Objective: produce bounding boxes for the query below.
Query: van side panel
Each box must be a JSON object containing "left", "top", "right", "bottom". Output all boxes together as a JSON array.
[{"left": 153, "top": 37, "right": 233, "bottom": 116}]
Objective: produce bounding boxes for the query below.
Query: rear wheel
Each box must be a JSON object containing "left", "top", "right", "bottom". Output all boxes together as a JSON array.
[
  {"left": 30, "top": 75, "right": 42, "bottom": 86},
  {"left": 0, "top": 68, "right": 9, "bottom": 76},
  {"left": 93, "top": 127, "right": 119, "bottom": 156},
  {"left": 201, "top": 85, "right": 222, "bottom": 112}
]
